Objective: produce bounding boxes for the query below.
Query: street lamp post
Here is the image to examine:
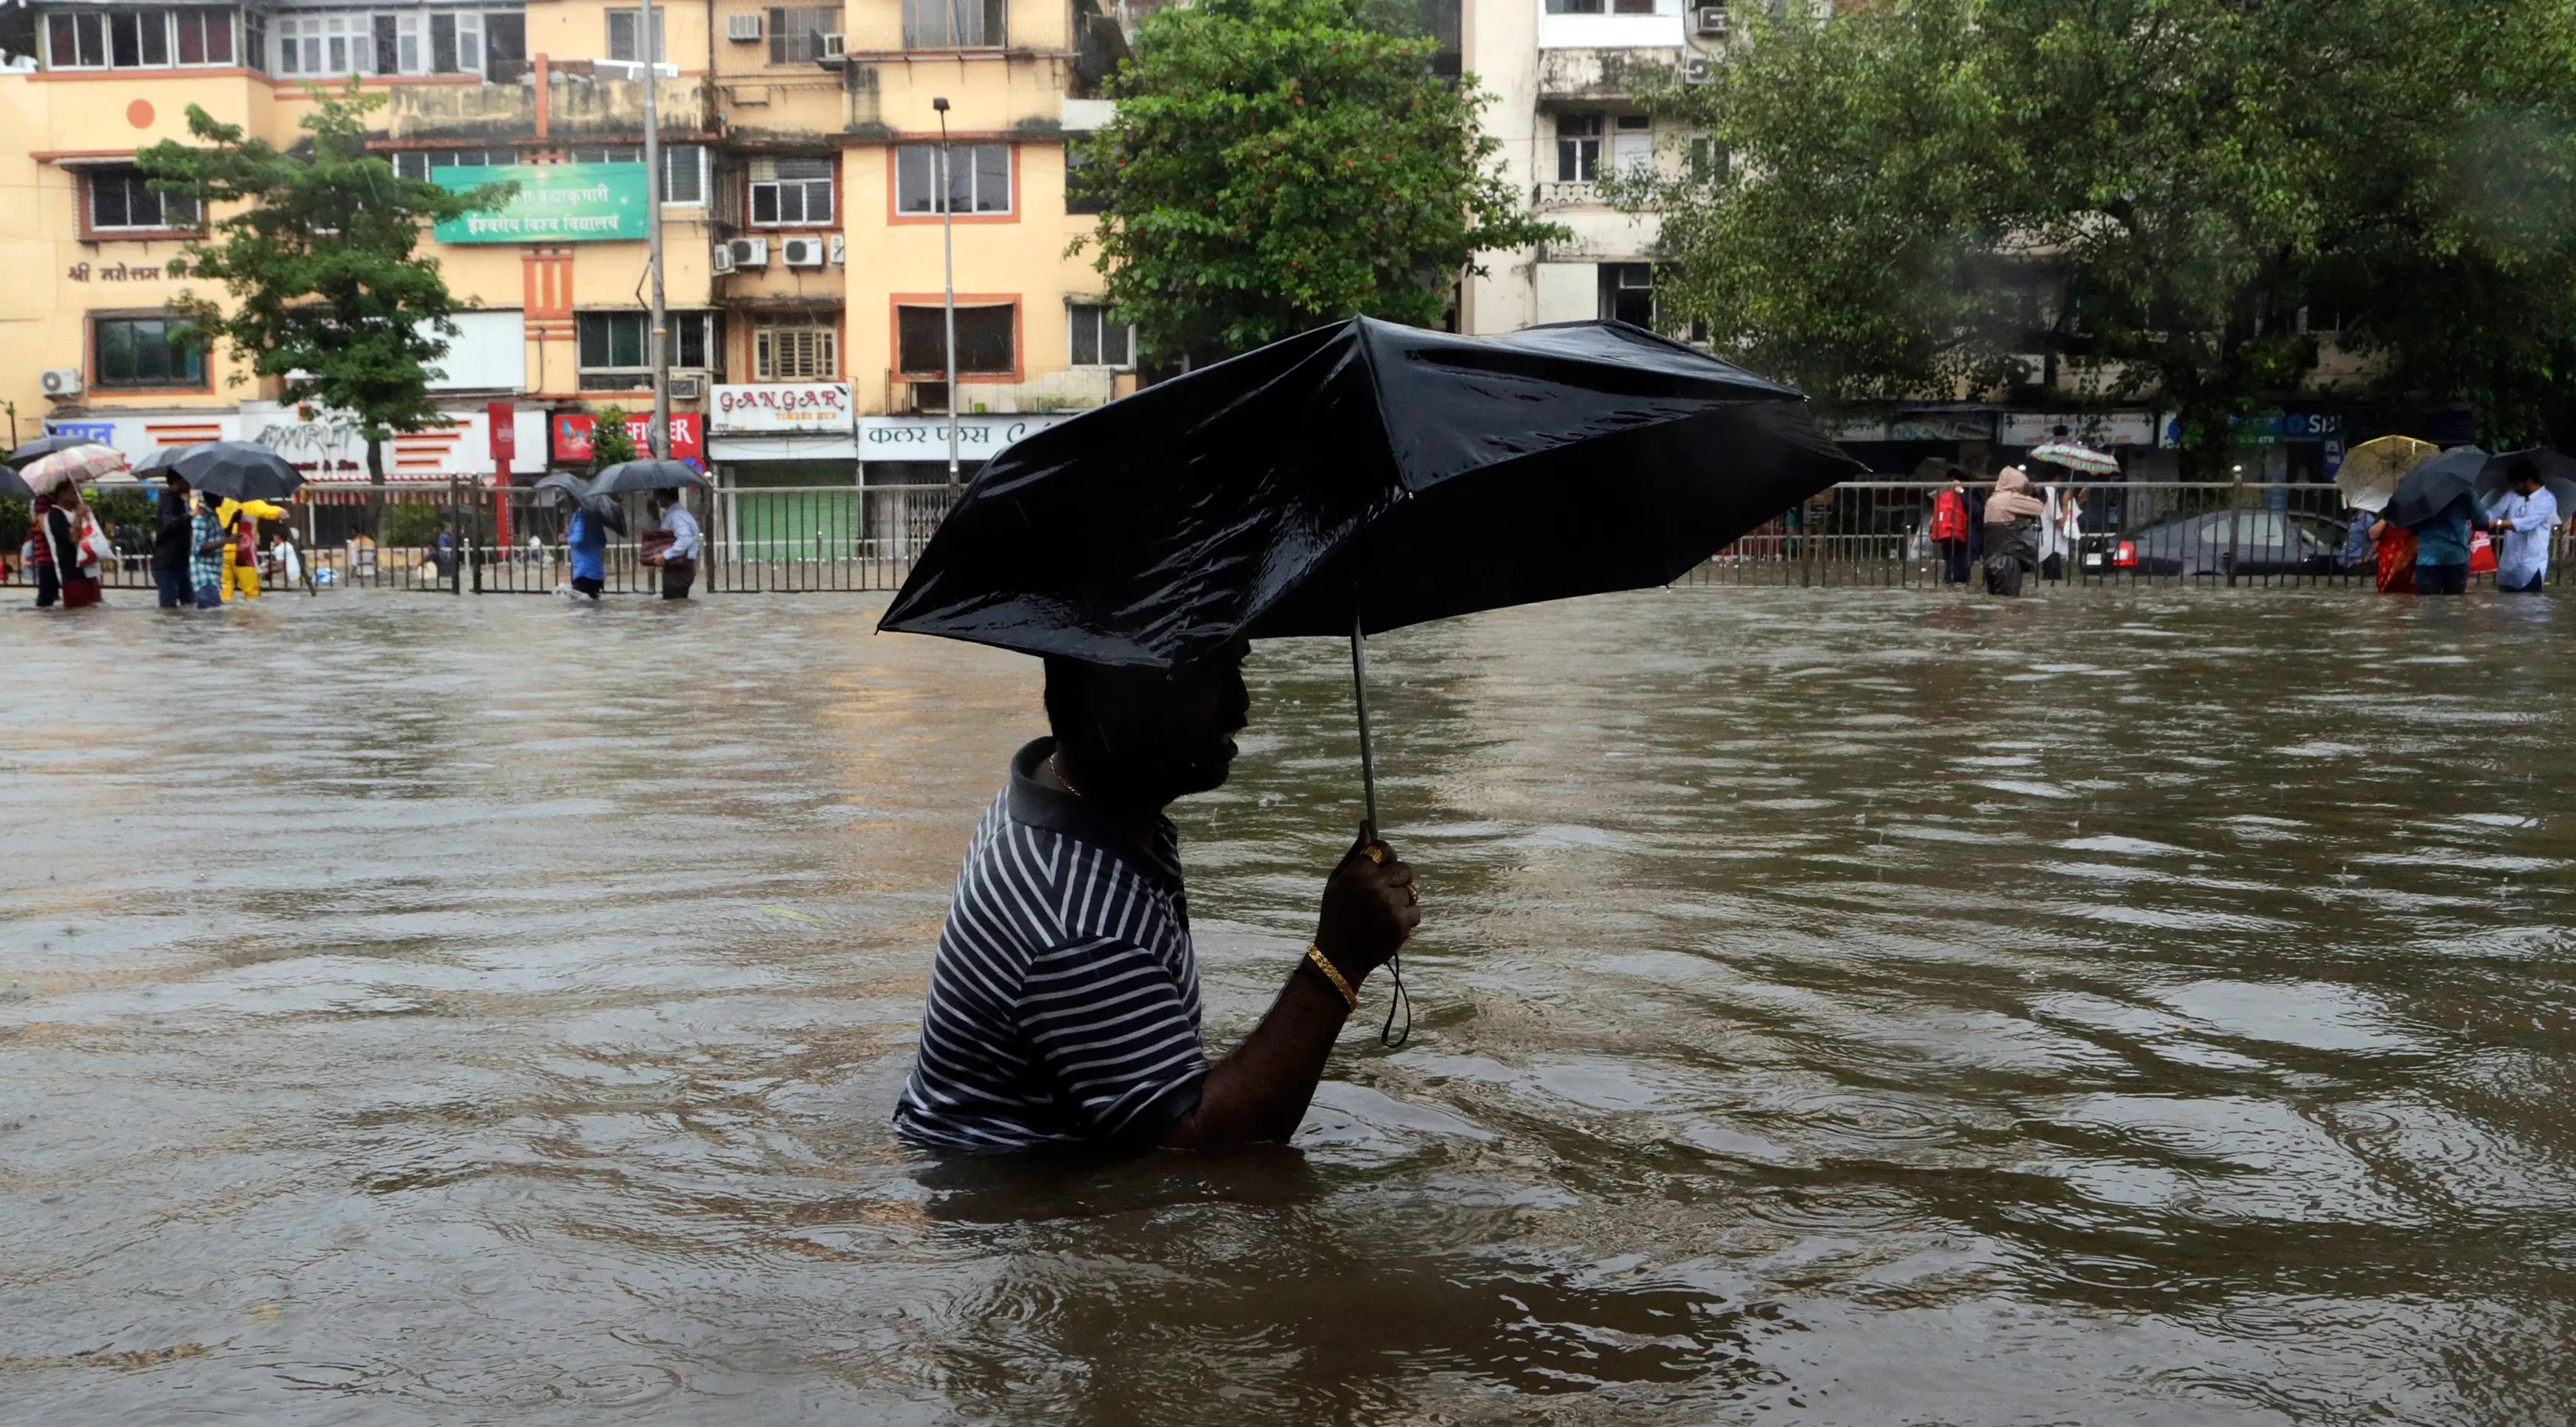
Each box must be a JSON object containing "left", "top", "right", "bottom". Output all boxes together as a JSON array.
[
  {"left": 933, "top": 95, "right": 959, "bottom": 485},
  {"left": 642, "top": 0, "right": 667, "bottom": 461}
]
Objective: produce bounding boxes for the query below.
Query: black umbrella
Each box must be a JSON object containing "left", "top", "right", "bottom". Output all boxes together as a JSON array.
[
  {"left": 881, "top": 317, "right": 1861, "bottom": 824},
  {"left": 0, "top": 465, "right": 31, "bottom": 501},
  {"left": 2384, "top": 446, "right": 2488, "bottom": 532},
  {"left": 2476, "top": 448, "right": 2576, "bottom": 511},
  {"left": 587, "top": 459, "right": 710, "bottom": 495},
  {"left": 534, "top": 471, "right": 628, "bottom": 535},
  {"left": 131, "top": 446, "right": 189, "bottom": 477},
  {"left": 171, "top": 440, "right": 306, "bottom": 503},
  {"left": 7, "top": 433, "right": 100, "bottom": 466}
]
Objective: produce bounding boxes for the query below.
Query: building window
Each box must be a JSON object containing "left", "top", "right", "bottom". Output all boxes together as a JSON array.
[
  {"left": 1064, "top": 148, "right": 1107, "bottom": 215},
  {"left": 749, "top": 158, "right": 834, "bottom": 226},
  {"left": 662, "top": 145, "right": 707, "bottom": 204},
  {"left": 903, "top": 0, "right": 1005, "bottom": 47},
  {"left": 51, "top": 4, "right": 235, "bottom": 68},
  {"left": 1067, "top": 303, "right": 1132, "bottom": 367},
  {"left": 243, "top": 10, "right": 268, "bottom": 70},
  {"left": 753, "top": 321, "right": 838, "bottom": 380},
  {"left": 1543, "top": 0, "right": 1605, "bottom": 11},
  {"left": 430, "top": 11, "right": 484, "bottom": 73},
  {"left": 87, "top": 167, "right": 200, "bottom": 233},
  {"left": 1557, "top": 113, "right": 1602, "bottom": 183},
  {"left": 568, "top": 146, "right": 642, "bottom": 163},
  {"left": 577, "top": 311, "right": 715, "bottom": 387},
  {"left": 94, "top": 315, "right": 205, "bottom": 389},
  {"left": 605, "top": 7, "right": 665, "bottom": 61},
  {"left": 895, "top": 143, "right": 1011, "bottom": 214},
  {"left": 767, "top": 5, "right": 835, "bottom": 62},
  {"left": 897, "top": 303, "right": 1014, "bottom": 376},
  {"left": 1687, "top": 136, "right": 1726, "bottom": 183},
  {"left": 1599, "top": 263, "right": 1653, "bottom": 327},
  {"left": 1613, "top": 113, "right": 1652, "bottom": 174},
  {"left": 390, "top": 149, "right": 494, "bottom": 180}
]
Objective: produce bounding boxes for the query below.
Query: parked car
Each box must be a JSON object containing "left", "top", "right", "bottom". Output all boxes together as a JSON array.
[{"left": 2108, "top": 509, "right": 2347, "bottom": 577}]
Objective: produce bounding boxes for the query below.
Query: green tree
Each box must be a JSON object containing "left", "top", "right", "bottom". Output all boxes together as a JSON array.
[
  {"left": 1623, "top": 0, "right": 2576, "bottom": 471},
  {"left": 136, "top": 83, "right": 514, "bottom": 506},
  {"left": 1072, "top": 0, "right": 1563, "bottom": 367},
  {"left": 587, "top": 403, "right": 638, "bottom": 475}
]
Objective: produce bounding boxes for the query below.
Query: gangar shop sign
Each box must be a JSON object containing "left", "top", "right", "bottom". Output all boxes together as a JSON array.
[
  {"left": 432, "top": 163, "right": 649, "bottom": 244},
  {"left": 710, "top": 384, "right": 853, "bottom": 434},
  {"left": 860, "top": 415, "right": 1074, "bottom": 462}
]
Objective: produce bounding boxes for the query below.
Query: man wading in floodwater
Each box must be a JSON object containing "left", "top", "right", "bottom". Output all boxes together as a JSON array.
[{"left": 894, "top": 645, "right": 1420, "bottom": 1152}]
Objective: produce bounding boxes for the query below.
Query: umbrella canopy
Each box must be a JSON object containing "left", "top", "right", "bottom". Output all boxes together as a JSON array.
[
  {"left": 2337, "top": 435, "right": 2437, "bottom": 513},
  {"left": 880, "top": 318, "right": 1862, "bottom": 668},
  {"left": 587, "top": 459, "right": 710, "bottom": 495},
  {"left": 533, "top": 471, "right": 629, "bottom": 534},
  {"left": 8, "top": 433, "right": 106, "bottom": 466},
  {"left": 2385, "top": 446, "right": 2489, "bottom": 531},
  {"left": 171, "top": 441, "right": 305, "bottom": 503},
  {"left": 2476, "top": 448, "right": 2576, "bottom": 511},
  {"left": 0, "top": 465, "right": 31, "bottom": 501},
  {"left": 131, "top": 445, "right": 194, "bottom": 477},
  {"left": 20, "top": 443, "right": 129, "bottom": 494},
  {"left": 2028, "top": 440, "right": 2120, "bottom": 476}
]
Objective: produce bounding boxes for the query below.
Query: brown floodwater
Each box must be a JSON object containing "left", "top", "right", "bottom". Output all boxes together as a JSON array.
[{"left": 3, "top": 586, "right": 2572, "bottom": 1424}]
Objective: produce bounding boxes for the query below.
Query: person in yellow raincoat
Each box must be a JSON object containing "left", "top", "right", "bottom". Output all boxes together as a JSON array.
[{"left": 217, "top": 499, "right": 286, "bottom": 601}]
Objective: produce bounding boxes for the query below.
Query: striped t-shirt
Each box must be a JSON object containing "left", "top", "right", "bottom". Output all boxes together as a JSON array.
[{"left": 894, "top": 738, "right": 1208, "bottom": 1153}]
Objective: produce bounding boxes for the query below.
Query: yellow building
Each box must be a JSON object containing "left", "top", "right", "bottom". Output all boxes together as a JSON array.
[{"left": 0, "top": 0, "right": 1136, "bottom": 492}]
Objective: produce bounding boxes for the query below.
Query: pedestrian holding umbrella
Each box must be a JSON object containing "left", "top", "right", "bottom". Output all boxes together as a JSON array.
[
  {"left": 2479, "top": 450, "right": 2571, "bottom": 593},
  {"left": 2384, "top": 446, "right": 2490, "bottom": 596},
  {"left": 532, "top": 471, "right": 629, "bottom": 534},
  {"left": 535, "top": 471, "right": 624, "bottom": 600},
  {"left": 875, "top": 317, "right": 1857, "bottom": 1159}
]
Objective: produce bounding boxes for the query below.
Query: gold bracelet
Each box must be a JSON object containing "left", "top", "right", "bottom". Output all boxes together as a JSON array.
[{"left": 1304, "top": 944, "right": 1358, "bottom": 1011}]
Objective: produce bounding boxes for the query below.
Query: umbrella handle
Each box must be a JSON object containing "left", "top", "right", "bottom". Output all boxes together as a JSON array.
[{"left": 1350, "top": 614, "right": 1378, "bottom": 832}]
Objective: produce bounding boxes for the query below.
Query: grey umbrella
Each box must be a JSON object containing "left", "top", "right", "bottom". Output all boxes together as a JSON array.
[
  {"left": 131, "top": 446, "right": 191, "bottom": 477},
  {"left": 171, "top": 441, "right": 306, "bottom": 503},
  {"left": 2476, "top": 449, "right": 2576, "bottom": 511},
  {"left": 0, "top": 465, "right": 31, "bottom": 501},
  {"left": 586, "top": 458, "right": 710, "bottom": 495},
  {"left": 533, "top": 471, "right": 627, "bottom": 534},
  {"left": 7, "top": 433, "right": 101, "bottom": 466}
]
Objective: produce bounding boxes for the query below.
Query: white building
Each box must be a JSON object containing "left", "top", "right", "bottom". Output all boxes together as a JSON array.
[{"left": 1461, "top": 0, "right": 1723, "bottom": 334}]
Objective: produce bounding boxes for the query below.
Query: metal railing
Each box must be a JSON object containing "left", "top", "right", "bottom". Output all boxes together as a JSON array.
[{"left": 9, "top": 480, "right": 2564, "bottom": 599}]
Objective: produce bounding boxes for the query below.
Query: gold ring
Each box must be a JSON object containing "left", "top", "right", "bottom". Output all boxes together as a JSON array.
[{"left": 1364, "top": 846, "right": 1385, "bottom": 864}]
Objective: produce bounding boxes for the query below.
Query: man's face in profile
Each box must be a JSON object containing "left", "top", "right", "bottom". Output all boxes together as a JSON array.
[{"left": 1062, "top": 644, "right": 1252, "bottom": 801}]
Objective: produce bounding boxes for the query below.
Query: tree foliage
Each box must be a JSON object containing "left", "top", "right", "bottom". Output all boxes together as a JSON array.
[
  {"left": 1073, "top": 0, "right": 1562, "bottom": 367},
  {"left": 587, "top": 403, "right": 638, "bottom": 475},
  {"left": 1625, "top": 0, "right": 2576, "bottom": 469},
  {"left": 136, "top": 84, "right": 513, "bottom": 484}
]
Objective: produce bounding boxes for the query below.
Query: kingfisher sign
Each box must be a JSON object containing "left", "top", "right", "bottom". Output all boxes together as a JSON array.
[{"left": 551, "top": 410, "right": 702, "bottom": 463}]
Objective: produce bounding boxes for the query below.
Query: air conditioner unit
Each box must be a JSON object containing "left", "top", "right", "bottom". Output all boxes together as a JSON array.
[
  {"left": 780, "top": 237, "right": 825, "bottom": 268},
  {"left": 1694, "top": 5, "right": 1731, "bottom": 34},
  {"left": 710, "top": 242, "right": 736, "bottom": 275},
  {"left": 819, "top": 31, "right": 845, "bottom": 57},
  {"left": 724, "top": 11, "right": 763, "bottom": 41},
  {"left": 726, "top": 237, "right": 770, "bottom": 269},
  {"left": 1682, "top": 54, "right": 1714, "bottom": 83},
  {"left": 669, "top": 372, "right": 707, "bottom": 400},
  {"left": 40, "top": 367, "right": 83, "bottom": 399},
  {"left": 827, "top": 235, "right": 846, "bottom": 265}
]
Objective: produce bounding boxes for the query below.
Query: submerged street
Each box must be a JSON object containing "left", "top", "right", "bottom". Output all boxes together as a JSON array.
[{"left": 4, "top": 588, "right": 2573, "bottom": 1423}]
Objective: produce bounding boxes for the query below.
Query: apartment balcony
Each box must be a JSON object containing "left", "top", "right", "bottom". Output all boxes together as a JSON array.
[
  {"left": 384, "top": 65, "right": 711, "bottom": 143},
  {"left": 1535, "top": 44, "right": 1685, "bottom": 102},
  {"left": 1534, "top": 181, "right": 1604, "bottom": 208},
  {"left": 1536, "top": 8, "right": 1688, "bottom": 51}
]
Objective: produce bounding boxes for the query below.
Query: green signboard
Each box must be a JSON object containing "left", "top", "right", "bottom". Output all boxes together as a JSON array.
[{"left": 431, "top": 162, "right": 648, "bottom": 243}]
